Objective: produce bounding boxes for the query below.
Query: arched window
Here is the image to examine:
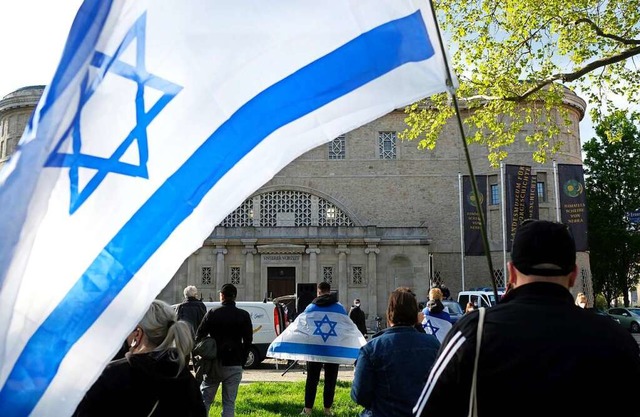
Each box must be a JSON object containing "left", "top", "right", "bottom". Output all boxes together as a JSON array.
[{"left": 219, "top": 190, "right": 354, "bottom": 227}]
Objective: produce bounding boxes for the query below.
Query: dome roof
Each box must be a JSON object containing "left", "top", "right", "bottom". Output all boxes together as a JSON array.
[
  {"left": 0, "top": 85, "right": 45, "bottom": 113},
  {"left": 2, "top": 85, "right": 45, "bottom": 100}
]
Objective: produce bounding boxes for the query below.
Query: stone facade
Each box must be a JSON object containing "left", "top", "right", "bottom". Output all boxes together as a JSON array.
[
  {"left": 0, "top": 86, "right": 592, "bottom": 326},
  {"left": 0, "top": 86, "right": 44, "bottom": 166}
]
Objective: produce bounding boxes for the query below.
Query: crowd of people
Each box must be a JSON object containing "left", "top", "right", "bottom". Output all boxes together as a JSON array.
[{"left": 72, "top": 220, "right": 640, "bottom": 416}]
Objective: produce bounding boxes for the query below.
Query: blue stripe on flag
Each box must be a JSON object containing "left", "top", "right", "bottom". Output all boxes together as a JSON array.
[
  {"left": 269, "top": 342, "right": 361, "bottom": 359},
  {"left": 0, "top": 10, "right": 434, "bottom": 414},
  {"left": 41, "top": 0, "right": 113, "bottom": 122}
]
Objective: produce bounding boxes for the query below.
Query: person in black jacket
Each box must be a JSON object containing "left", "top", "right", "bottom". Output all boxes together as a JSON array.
[
  {"left": 196, "top": 284, "right": 252, "bottom": 416},
  {"left": 177, "top": 285, "right": 207, "bottom": 373},
  {"left": 349, "top": 298, "right": 368, "bottom": 337},
  {"left": 413, "top": 220, "right": 640, "bottom": 417},
  {"left": 177, "top": 285, "right": 207, "bottom": 336},
  {"left": 73, "top": 300, "right": 206, "bottom": 417}
]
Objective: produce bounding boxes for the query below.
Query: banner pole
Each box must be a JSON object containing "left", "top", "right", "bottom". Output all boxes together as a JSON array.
[
  {"left": 458, "top": 173, "right": 466, "bottom": 291},
  {"left": 553, "top": 160, "right": 561, "bottom": 221},
  {"left": 427, "top": 0, "right": 497, "bottom": 299},
  {"left": 500, "top": 163, "right": 507, "bottom": 284}
]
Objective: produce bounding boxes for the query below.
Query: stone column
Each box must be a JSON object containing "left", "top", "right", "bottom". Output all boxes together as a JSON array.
[
  {"left": 215, "top": 245, "right": 228, "bottom": 292},
  {"left": 306, "top": 245, "right": 321, "bottom": 283},
  {"left": 365, "top": 239, "right": 380, "bottom": 320},
  {"left": 336, "top": 244, "right": 350, "bottom": 305},
  {"left": 242, "top": 239, "right": 257, "bottom": 300}
]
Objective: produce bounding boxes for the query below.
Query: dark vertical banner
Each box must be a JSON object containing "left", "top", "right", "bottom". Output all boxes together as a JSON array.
[
  {"left": 463, "top": 175, "right": 488, "bottom": 255},
  {"left": 557, "top": 163, "right": 589, "bottom": 251},
  {"left": 528, "top": 174, "right": 539, "bottom": 220},
  {"left": 505, "top": 165, "right": 533, "bottom": 247}
]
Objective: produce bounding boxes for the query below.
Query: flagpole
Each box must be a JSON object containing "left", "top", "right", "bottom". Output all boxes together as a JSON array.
[
  {"left": 553, "top": 160, "right": 561, "bottom": 221},
  {"left": 427, "top": 0, "right": 497, "bottom": 299},
  {"left": 458, "top": 172, "right": 466, "bottom": 291},
  {"left": 500, "top": 162, "right": 507, "bottom": 282}
]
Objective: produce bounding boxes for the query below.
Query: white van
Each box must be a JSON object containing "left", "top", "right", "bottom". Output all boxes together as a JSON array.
[
  {"left": 457, "top": 288, "right": 505, "bottom": 310},
  {"left": 176, "top": 301, "right": 287, "bottom": 368}
]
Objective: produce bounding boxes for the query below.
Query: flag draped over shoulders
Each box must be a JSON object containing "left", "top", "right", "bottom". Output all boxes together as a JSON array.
[
  {"left": 0, "top": 1, "right": 456, "bottom": 415},
  {"left": 422, "top": 315, "right": 452, "bottom": 344},
  {"left": 267, "top": 303, "right": 366, "bottom": 364}
]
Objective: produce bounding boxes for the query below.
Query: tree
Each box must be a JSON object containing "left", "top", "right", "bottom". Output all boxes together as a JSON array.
[
  {"left": 583, "top": 111, "right": 640, "bottom": 306},
  {"left": 403, "top": 0, "right": 640, "bottom": 166}
]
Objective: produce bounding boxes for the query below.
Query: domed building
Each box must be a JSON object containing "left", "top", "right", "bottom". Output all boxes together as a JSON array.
[
  {"left": 0, "top": 85, "right": 592, "bottom": 325},
  {"left": 0, "top": 86, "right": 45, "bottom": 165}
]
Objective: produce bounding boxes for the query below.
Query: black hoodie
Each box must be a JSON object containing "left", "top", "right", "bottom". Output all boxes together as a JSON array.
[
  {"left": 72, "top": 350, "right": 206, "bottom": 417},
  {"left": 312, "top": 292, "right": 338, "bottom": 307}
]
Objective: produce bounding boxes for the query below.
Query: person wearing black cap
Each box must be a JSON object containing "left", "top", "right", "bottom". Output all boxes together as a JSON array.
[
  {"left": 413, "top": 220, "right": 640, "bottom": 417},
  {"left": 196, "top": 283, "right": 253, "bottom": 416}
]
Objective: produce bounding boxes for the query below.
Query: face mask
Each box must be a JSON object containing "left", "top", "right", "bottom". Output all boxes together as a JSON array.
[{"left": 579, "top": 302, "right": 586, "bottom": 308}]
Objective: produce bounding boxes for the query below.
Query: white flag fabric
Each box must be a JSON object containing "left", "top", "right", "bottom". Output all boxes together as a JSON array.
[
  {"left": 422, "top": 315, "right": 453, "bottom": 343},
  {"left": 267, "top": 303, "right": 366, "bottom": 364},
  {"left": 0, "top": 0, "right": 456, "bottom": 415}
]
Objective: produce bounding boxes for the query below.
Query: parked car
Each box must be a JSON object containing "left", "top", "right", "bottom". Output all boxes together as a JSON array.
[
  {"left": 589, "top": 308, "right": 620, "bottom": 325},
  {"left": 442, "top": 300, "right": 464, "bottom": 324},
  {"left": 457, "top": 288, "right": 504, "bottom": 310},
  {"left": 607, "top": 307, "right": 640, "bottom": 333},
  {"left": 417, "top": 299, "right": 463, "bottom": 324},
  {"left": 174, "top": 300, "right": 288, "bottom": 368}
]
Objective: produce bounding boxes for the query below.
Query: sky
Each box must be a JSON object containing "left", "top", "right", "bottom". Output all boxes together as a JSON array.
[{"left": 0, "top": 1, "right": 598, "bottom": 143}]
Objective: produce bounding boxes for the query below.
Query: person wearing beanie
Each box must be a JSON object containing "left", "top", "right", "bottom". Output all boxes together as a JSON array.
[
  {"left": 196, "top": 283, "right": 253, "bottom": 416},
  {"left": 414, "top": 220, "right": 640, "bottom": 417}
]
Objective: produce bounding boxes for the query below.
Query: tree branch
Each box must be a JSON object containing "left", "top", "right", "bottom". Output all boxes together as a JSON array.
[
  {"left": 575, "top": 18, "right": 640, "bottom": 46},
  {"left": 464, "top": 46, "right": 640, "bottom": 103}
]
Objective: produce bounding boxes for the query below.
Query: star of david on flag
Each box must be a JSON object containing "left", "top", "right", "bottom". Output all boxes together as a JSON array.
[
  {"left": 268, "top": 303, "right": 366, "bottom": 365},
  {"left": 0, "top": 0, "right": 457, "bottom": 415},
  {"left": 45, "top": 13, "right": 182, "bottom": 214},
  {"left": 422, "top": 316, "right": 453, "bottom": 343},
  {"left": 314, "top": 314, "right": 339, "bottom": 342}
]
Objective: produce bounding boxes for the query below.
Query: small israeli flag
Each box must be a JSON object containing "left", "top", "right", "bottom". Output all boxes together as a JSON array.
[{"left": 422, "top": 315, "right": 453, "bottom": 343}]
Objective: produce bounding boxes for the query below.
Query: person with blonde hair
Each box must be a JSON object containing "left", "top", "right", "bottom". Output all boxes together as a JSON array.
[
  {"left": 422, "top": 287, "right": 452, "bottom": 323},
  {"left": 575, "top": 292, "right": 588, "bottom": 308},
  {"left": 73, "top": 300, "right": 205, "bottom": 416},
  {"left": 464, "top": 302, "right": 476, "bottom": 314},
  {"left": 429, "top": 287, "right": 444, "bottom": 301}
]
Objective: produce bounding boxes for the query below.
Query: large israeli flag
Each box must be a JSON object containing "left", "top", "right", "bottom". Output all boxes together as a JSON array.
[
  {"left": 267, "top": 303, "right": 367, "bottom": 364},
  {"left": 0, "top": 1, "right": 456, "bottom": 415}
]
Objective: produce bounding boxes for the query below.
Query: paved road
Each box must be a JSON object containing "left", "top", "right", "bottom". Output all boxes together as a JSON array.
[{"left": 242, "top": 359, "right": 354, "bottom": 383}]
